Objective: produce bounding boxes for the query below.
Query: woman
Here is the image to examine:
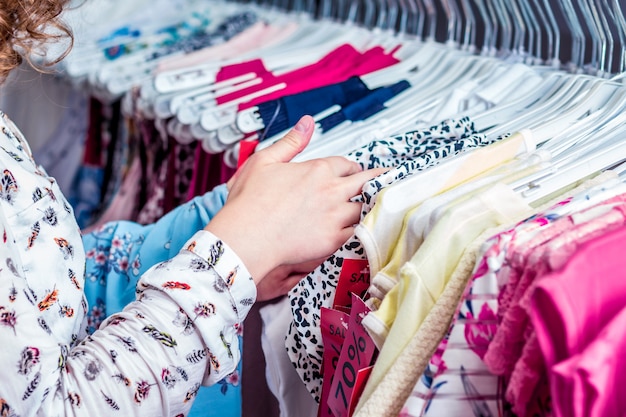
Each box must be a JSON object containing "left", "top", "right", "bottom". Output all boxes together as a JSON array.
[{"left": 0, "top": 1, "right": 383, "bottom": 415}]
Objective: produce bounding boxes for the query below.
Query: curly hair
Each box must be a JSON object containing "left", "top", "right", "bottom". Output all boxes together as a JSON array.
[{"left": 0, "top": 0, "right": 73, "bottom": 82}]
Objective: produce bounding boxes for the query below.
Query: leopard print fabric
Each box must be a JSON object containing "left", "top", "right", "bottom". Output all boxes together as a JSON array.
[{"left": 286, "top": 117, "right": 510, "bottom": 400}]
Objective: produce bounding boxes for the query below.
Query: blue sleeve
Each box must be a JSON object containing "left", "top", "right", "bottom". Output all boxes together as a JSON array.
[
  {"left": 82, "top": 184, "right": 242, "bottom": 417},
  {"left": 82, "top": 183, "right": 229, "bottom": 332}
]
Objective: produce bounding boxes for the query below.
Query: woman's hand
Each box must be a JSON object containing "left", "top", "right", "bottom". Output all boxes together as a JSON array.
[
  {"left": 255, "top": 258, "right": 326, "bottom": 302},
  {"left": 206, "top": 115, "right": 386, "bottom": 284}
]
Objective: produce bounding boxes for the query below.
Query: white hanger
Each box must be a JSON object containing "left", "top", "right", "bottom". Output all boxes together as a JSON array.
[
  {"left": 475, "top": 74, "right": 603, "bottom": 138},
  {"left": 546, "top": 92, "right": 626, "bottom": 164},
  {"left": 523, "top": 78, "right": 621, "bottom": 145},
  {"left": 509, "top": 85, "right": 626, "bottom": 202},
  {"left": 518, "top": 135, "right": 626, "bottom": 206}
]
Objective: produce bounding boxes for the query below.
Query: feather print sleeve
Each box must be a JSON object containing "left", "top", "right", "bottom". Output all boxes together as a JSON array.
[
  {"left": 0, "top": 111, "right": 256, "bottom": 417},
  {"left": 81, "top": 184, "right": 229, "bottom": 332},
  {"left": 62, "top": 232, "right": 256, "bottom": 417}
]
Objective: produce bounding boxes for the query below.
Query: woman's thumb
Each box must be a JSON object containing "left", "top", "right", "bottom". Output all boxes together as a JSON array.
[{"left": 261, "top": 115, "right": 314, "bottom": 163}]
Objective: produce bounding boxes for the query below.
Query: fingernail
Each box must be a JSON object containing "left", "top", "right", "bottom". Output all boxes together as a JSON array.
[{"left": 294, "top": 116, "right": 312, "bottom": 133}]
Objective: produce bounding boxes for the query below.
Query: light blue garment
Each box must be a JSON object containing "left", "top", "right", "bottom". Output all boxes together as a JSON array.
[{"left": 82, "top": 184, "right": 242, "bottom": 417}]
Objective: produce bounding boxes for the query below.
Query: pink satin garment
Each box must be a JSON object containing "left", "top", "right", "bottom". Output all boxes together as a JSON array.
[{"left": 531, "top": 223, "right": 626, "bottom": 417}]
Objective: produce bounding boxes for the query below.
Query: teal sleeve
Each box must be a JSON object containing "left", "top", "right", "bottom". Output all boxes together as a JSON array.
[
  {"left": 82, "top": 183, "right": 230, "bottom": 330},
  {"left": 82, "top": 184, "right": 243, "bottom": 417}
]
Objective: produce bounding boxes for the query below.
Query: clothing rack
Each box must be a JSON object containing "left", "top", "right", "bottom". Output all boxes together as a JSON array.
[
  {"left": 4, "top": 1, "right": 626, "bottom": 417},
  {"left": 228, "top": 0, "right": 626, "bottom": 76}
]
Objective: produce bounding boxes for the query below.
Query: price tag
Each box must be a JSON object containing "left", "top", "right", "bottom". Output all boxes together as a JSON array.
[
  {"left": 237, "top": 139, "right": 259, "bottom": 168},
  {"left": 327, "top": 294, "right": 377, "bottom": 417},
  {"left": 319, "top": 308, "right": 349, "bottom": 417},
  {"left": 333, "top": 259, "right": 370, "bottom": 313},
  {"left": 349, "top": 366, "right": 373, "bottom": 417}
]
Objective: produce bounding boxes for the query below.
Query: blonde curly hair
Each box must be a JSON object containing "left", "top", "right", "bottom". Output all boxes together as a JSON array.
[{"left": 0, "top": 0, "right": 73, "bottom": 82}]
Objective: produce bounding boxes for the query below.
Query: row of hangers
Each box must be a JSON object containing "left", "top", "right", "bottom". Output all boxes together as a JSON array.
[
  {"left": 57, "top": 0, "right": 626, "bottom": 101},
  {"left": 138, "top": 0, "right": 626, "bottom": 132},
  {"left": 222, "top": 0, "right": 626, "bottom": 205},
  {"left": 227, "top": 0, "right": 626, "bottom": 76},
  {"left": 54, "top": 0, "right": 626, "bottom": 208}
]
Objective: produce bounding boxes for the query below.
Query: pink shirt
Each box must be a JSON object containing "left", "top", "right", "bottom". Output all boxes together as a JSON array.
[
  {"left": 507, "top": 204, "right": 626, "bottom": 415},
  {"left": 213, "top": 44, "right": 400, "bottom": 110},
  {"left": 551, "top": 304, "right": 626, "bottom": 417},
  {"left": 486, "top": 196, "right": 626, "bottom": 416},
  {"left": 531, "top": 224, "right": 626, "bottom": 417}
]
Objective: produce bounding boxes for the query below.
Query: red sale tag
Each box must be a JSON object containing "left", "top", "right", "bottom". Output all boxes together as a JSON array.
[
  {"left": 319, "top": 308, "right": 350, "bottom": 417},
  {"left": 333, "top": 259, "right": 370, "bottom": 313},
  {"left": 349, "top": 366, "right": 373, "bottom": 417},
  {"left": 237, "top": 138, "right": 259, "bottom": 168},
  {"left": 327, "top": 294, "right": 377, "bottom": 417}
]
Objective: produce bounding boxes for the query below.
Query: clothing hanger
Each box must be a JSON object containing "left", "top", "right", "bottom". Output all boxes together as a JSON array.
[
  {"left": 540, "top": 85, "right": 626, "bottom": 161},
  {"left": 466, "top": 70, "right": 570, "bottom": 131},
  {"left": 156, "top": 25, "right": 378, "bottom": 118},
  {"left": 508, "top": 81, "right": 626, "bottom": 202},
  {"left": 382, "top": 0, "right": 481, "bottom": 93},
  {"left": 517, "top": 0, "right": 539, "bottom": 64},
  {"left": 363, "top": 0, "right": 404, "bottom": 50},
  {"left": 459, "top": 0, "right": 476, "bottom": 53},
  {"left": 185, "top": 4, "right": 408, "bottom": 140},
  {"left": 413, "top": 0, "right": 426, "bottom": 38},
  {"left": 528, "top": 0, "right": 549, "bottom": 64},
  {"left": 503, "top": 0, "right": 526, "bottom": 62},
  {"left": 285, "top": 55, "right": 511, "bottom": 162},
  {"left": 599, "top": 0, "right": 616, "bottom": 75},
  {"left": 472, "top": 0, "right": 494, "bottom": 56},
  {"left": 484, "top": 0, "right": 500, "bottom": 56},
  {"left": 374, "top": 0, "right": 389, "bottom": 30},
  {"left": 576, "top": 0, "right": 601, "bottom": 75},
  {"left": 540, "top": 0, "right": 561, "bottom": 68},
  {"left": 440, "top": 0, "right": 458, "bottom": 47},
  {"left": 611, "top": 0, "right": 626, "bottom": 75},
  {"left": 395, "top": 0, "right": 410, "bottom": 35},
  {"left": 493, "top": 0, "right": 513, "bottom": 58},
  {"left": 492, "top": 0, "right": 626, "bottom": 205},
  {"left": 319, "top": 0, "right": 333, "bottom": 20},
  {"left": 590, "top": 0, "right": 611, "bottom": 76},
  {"left": 386, "top": 0, "right": 400, "bottom": 33},
  {"left": 292, "top": 0, "right": 560, "bottom": 159},
  {"left": 481, "top": 75, "right": 611, "bottom": 140},
  {"left": 423, "top": 0, "right": 438, "bottom": 41},
  {"left": 517, "top": 130, "right": 626, "bottom": 206},
  {"left": 334, "top": 0, "right": 348, "bottom": 22},
  {"left": 163, "top": 1, "right": 409, "bottom": 143},
  {"left": 557, "top": 0, "right": 585, "bottom": 72}
]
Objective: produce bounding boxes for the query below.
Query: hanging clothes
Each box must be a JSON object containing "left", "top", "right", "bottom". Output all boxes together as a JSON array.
[{"left": 27, "top": 1, "right": 626, "bottom": 416}]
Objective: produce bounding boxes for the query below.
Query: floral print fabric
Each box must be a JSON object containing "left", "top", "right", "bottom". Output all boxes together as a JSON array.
[
  {"left": 0, "top": 111, "right": 256, "bottom": 417},
  {"left": 82, "top": 183, "right": 240, "bottom": 417},
  {"left": 400, "top": 176, "right": 624, "bottom": 417}
]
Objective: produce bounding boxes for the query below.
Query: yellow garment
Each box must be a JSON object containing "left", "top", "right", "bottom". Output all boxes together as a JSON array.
[
  {"left": 359, "top": 182, "right": 533, "bottom": 408},
  {"left": 353, "top": 170, "right": 619, "bottom": 417},
  {"left": 366, "top": 155, "right": 543, "bottom": 315},
  {"left": 356, "top": 130, "right": 534, "bottom": 278}
]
